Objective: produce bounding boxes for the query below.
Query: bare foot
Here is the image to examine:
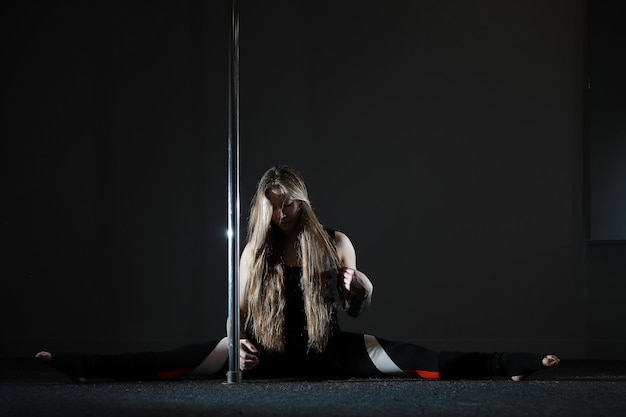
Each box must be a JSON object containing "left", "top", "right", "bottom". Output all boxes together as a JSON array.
[
  {"left": 511, "top": 354, "right": 560, "bottom": 381},
  {"left": 35, "top": 351, "right": 86, "bottom": 382},
  {"left": 35, "top": 351, "right": 52, "bottom": 361}
]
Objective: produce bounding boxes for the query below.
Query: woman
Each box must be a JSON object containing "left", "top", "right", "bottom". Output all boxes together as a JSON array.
[{"left": 36, "top": 165, "right": 559, "bottom": 381}]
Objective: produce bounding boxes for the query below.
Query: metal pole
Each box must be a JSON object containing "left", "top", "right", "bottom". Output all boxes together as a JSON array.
[{"left": 226, "top": 0, "right": 241, "bottom": 384}]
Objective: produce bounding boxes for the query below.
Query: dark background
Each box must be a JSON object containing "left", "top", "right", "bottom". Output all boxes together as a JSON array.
[{"left": 1, "top": 0, "right": 624, "bottom": 360}]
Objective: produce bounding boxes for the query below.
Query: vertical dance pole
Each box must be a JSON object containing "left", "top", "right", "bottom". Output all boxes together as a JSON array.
[{"left": 226, "top": 0, "right": 241, "bottom": 384}]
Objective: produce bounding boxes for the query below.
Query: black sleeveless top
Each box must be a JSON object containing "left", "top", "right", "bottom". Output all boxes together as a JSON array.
[
  {"left": 246, "top": 228, "right": 344, "bottom": 356},
  {"left": 282, "top": 264, "right": 341, "bottom": 355}
]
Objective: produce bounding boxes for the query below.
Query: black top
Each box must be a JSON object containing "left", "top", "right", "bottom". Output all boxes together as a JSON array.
[
  {"left": 248, "top": 228, "right": 370, "bottom": 356},
  {"left": 282, "top": 264, "right": 341, "bottom": 355}
]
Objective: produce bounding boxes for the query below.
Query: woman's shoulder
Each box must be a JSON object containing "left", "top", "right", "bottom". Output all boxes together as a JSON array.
[
  {"left": 323, "top": 227, "right": 348, "bottom": 238},
  {"left": 330, "top": 230, "right": 356, "bottom": 264},
  {"left": 322, "top": 228, "right": 350, "bottom": 247},
  {"left": 329, "top": 229, "right": 350, "bottom": 243},
  {"left": 241, "top": 243, "right": 252, "bottom": 258}
]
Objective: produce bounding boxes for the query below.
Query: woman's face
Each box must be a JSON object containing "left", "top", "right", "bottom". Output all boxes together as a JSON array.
[{"left": 267, "top": 189, "right": 302, "bottom": 233}]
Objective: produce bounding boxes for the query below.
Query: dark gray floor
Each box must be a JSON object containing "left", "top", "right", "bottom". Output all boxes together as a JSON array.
[{"left": 2, "top": 357, "right": 626, "bottom": 417}]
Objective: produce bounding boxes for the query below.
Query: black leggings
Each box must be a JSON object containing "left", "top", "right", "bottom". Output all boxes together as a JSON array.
[{"left": 46, "top": 332, "right": 542, "bottom": 380}]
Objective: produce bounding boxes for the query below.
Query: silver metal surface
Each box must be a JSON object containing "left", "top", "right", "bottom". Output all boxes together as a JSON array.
[{"left": 226, "top": 0, "right": 241, "bottom": 384}]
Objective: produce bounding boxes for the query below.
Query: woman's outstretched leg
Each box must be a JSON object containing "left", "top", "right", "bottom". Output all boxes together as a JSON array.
[
  {"left": 330, "top": 332, "right": 442, "bottom": 378},
  {"left": 439, "top": 351, "right": 560, "bottom": 380},
  {"left": 499, "top": 353, "right": 560, "bottom": 381},
  {"left": 164, "top": 337, "right": 229, "bottom": 379},
  {"left": 35, "top": 337, "right": 229, "bottom": 381},
  {"left": 332, "top": 332, "right": 560, "bottom": 381},
  {"left": 35, "top": 350, "right": 161, "bottom": 381}
]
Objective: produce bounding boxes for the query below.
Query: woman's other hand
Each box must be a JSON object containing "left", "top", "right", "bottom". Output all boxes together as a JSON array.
[
  {"left": 339, "top": 267, "right": 373, "bottom": 299},
  {"left": 240, "top": 339, "right": 259, "bottom": 371}
]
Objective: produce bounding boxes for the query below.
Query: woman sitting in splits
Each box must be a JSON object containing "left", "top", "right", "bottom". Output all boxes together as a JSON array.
[{"left": 36, "top": 165, "right": 560, "bottom": 382}]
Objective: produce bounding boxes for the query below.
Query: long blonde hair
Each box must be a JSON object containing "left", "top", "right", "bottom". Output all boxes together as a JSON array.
[{"left": 244, "top": 166, "right": 341, "bottom": 353}]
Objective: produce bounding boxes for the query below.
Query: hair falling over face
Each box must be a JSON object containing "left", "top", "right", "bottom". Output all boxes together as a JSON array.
[{"left": 244, "top": 166, "right": 341, "bottom": 353}]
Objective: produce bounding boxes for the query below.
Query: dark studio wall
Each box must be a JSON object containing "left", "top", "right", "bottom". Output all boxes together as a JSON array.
[
  {"left": 584, "top": 0, "right": 626, "bottom": 359},
  {"left": 238, "top": 0, "right": 587, "bottom": 358},
  {"left": 3, "top": 0, "right": 616, "bottom": 361},
  {"left": 1, "top": 0, "right": 230, "bottom": 355},
  {"left": 588, "top": 1, "right": 626, "bottom": 241}
]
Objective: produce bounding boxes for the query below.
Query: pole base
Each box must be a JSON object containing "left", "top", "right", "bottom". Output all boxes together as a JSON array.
[{"left": 225, "top": 371, "right": 242, "bottom": 384}]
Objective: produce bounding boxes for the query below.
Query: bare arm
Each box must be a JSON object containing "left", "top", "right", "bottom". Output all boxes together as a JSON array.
[{"left": 334, "top": 231, "right": 373, "bottom": 316}]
